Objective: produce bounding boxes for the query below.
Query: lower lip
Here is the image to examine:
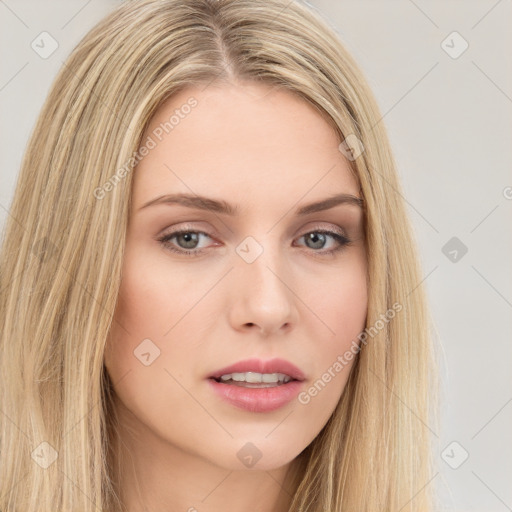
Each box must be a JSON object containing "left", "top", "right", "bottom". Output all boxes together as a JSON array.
[{"left": 207, "top": 378, "right": 304, "bottom": 412}]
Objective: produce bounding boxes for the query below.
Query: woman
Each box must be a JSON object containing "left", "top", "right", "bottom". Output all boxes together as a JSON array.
[{"left": 0, "top": 0, "right": 439, "bottom": 510}]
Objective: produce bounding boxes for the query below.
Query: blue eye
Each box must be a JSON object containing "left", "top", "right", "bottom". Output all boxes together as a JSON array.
[{"left": 157, "top": 228, "right": 352, "bottom": 258}]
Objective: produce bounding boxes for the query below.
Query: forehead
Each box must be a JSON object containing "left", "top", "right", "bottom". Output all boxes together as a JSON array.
[{"left": 132, "top": 82, "right": 359, "bottom": 208}]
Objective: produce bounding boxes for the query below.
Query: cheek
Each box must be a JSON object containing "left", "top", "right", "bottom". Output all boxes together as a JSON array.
[
  {"left": 306, "top": 249, "right": 368, "bottom": 342},
  {"left": 298, "top": 252, "right": 367, "bottom": 403},
  {"left": 104, "top": 247, "right": 168, "bottom": 380},
  {"left": 104, "top": 242, "right": 213, "bottom": 399},
  {"left": 110, "top": 244, "right": 205, "bottom": 338}
]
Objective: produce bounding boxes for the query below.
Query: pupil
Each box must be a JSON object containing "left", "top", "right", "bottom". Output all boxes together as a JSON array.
[
  {"left": 179, "top": 233, "right": 198, "bottom": 248},
  {"left": 307, "top": 232, "right": 325, "bottom": 249}
]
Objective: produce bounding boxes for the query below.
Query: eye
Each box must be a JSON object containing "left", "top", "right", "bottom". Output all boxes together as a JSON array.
[
  {"left": 295, "top": 229, "right": 352, "bottom": 256},
  {"left": 157, "top": 226, "right": 352, "bottom": 257},
  {"left": 157, "top": 229, "right": 215, "bottom": 257}
]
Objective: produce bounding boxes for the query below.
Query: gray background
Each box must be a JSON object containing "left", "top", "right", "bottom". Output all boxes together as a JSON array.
[{"left": 1, "top": 1, "right": 511, "bottom": 510}]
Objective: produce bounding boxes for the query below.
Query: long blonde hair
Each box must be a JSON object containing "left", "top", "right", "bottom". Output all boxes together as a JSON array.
[{"left": 0, "top": 0, "right": 439, "bottom": 510}]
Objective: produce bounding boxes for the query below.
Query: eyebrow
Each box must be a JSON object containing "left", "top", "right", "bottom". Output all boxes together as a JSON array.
[{"left": 138, "top": 192, "right": 363, "bottom": 215}]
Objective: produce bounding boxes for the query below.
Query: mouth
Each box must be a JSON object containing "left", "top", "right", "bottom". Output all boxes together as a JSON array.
[
  {"left": 206, "top": 358, "right": 306, "bottom": 412},
  {"left": 209, "top": 372, "right": 299, "bottom": 388}
]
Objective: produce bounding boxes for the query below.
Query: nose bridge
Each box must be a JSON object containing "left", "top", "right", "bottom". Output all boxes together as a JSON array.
[
  {"left": 231, "top": 233, "right": 297, "bottom": 331},
  {"left": 237, "top": 234, "right": 287, "bottom": 296}
]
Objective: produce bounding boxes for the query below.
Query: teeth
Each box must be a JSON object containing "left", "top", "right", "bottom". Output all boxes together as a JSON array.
[{"left": 219, "top": 372, "right": 292, "bottom": 383}]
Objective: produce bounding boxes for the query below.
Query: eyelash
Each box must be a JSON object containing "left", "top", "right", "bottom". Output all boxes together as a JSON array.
[{"left": 156, "top": 225, "right": 352, "bottom": 258}]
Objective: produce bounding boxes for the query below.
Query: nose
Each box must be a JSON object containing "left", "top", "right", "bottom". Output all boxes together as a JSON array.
[{"left": 227, "top": 242, "right": 299, "bottom": 336}]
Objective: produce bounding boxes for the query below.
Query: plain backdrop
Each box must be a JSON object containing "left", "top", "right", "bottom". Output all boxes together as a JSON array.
[{"left": 1, "top": 1, "right": 511, "bottom": 511}]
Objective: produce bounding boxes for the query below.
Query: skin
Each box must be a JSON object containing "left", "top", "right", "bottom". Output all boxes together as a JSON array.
[{"left": 104, "top": 80, "right": 368, "bottom": 512}]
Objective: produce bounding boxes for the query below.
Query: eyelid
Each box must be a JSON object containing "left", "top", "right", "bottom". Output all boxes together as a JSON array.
[
  {"left": 156, "top": 221, "right": 353, "bottom": 258},
  {"left": 157, "top": 222, "right": 218, "bottom": 240},
  {"left": 300, "top": 222, "right": 347, "bottom": 237},
  {"left": 157, "top": 221, "right": 348, "bottom": 241}
]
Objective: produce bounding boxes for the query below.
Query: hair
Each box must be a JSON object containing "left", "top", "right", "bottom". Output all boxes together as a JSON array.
[{"left": 0, "top": 0, "right": 440, "bottom": 510}]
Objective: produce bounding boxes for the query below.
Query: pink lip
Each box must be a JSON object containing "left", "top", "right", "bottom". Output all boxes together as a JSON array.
[{"left": 207, "top": 358, "right": 306, "bottom": 413}]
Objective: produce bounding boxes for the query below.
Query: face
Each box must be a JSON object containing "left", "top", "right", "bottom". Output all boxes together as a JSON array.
[{"left": 104, "top": 81, "right": 368, "bottom": 473}]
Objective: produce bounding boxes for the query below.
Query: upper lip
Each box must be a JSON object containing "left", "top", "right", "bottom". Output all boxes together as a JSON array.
[{"left": 209, "top": 358, "right": 306, "bottom": 381}]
